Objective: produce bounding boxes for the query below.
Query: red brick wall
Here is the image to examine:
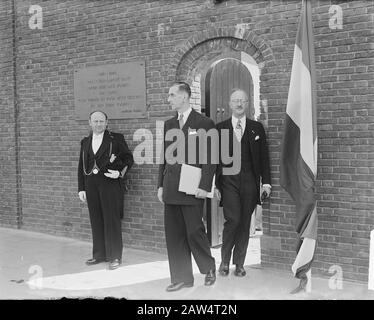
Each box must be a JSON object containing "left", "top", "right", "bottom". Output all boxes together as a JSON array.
[{"left": 0, "top": 0, "right": 373, "bottom": 282}]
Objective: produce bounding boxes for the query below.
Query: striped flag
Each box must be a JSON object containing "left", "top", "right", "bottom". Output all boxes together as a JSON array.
[{"left": 280, "top": 0, "right": 318, "bottom": 282}]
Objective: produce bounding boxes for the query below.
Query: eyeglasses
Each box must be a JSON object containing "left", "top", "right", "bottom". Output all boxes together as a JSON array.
[{"left": 230, "top": 99, "right": 248, "bottom": 104}]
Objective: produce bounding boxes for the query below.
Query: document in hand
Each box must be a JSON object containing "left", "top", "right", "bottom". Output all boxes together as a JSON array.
[{"left": 178, "top": 164, "right": 215, "bottom": 198}]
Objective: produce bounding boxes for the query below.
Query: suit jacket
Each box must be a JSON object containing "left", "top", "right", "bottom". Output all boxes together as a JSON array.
[
  {"left": 158, "top": 109, "right": 217, "bottom": 205},
  {"left": 78, "top": 130, "right": 134, "bottom": 193},
  {"left": 216, "top": 118, "right": 271, "bottom": 204}
]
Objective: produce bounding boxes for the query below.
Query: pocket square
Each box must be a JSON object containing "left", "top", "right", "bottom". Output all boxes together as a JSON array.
[{"left": 255, "top": 135, "right": 260, "bottom": 141}]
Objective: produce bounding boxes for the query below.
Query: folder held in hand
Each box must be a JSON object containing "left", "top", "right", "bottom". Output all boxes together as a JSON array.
[{"left": 178, "top": 164, "right": 215, "bottom": 198}]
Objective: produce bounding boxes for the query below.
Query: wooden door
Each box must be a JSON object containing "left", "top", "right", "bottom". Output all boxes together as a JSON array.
[{"left": 204, "top": 58, "right": 254, "bottom": 247}]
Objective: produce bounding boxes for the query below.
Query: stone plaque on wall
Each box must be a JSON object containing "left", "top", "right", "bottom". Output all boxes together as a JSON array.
[{"left": 74, "top": 61, "right": 146, "bottom": 120}]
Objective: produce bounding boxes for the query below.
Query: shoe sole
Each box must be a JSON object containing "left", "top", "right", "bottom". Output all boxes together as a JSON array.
[
  {"left": 108, "top": 266, "right": 120, "bottom": 270},
  {"left": 166, "top": 283, "right": 194, "bottom": 292},
  {"left": 85, "top": 261, "right": 105, "bottom": 266},
  {"left": 108, "top": 261, "right": 122, "bottom": 270}
]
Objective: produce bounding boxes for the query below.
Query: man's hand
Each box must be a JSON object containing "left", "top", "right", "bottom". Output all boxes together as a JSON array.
[
  {"left": 195, "top": 188, "right": 208, "bottom": 199},
  {"left": 214, "top": 188, "right": 221, "bottom": 201},
  {"left": 78, "top": 191, "right": 86, "bottom": 203},
  {"left": 157, "top": 187, "right": 164, "bottom": 204},
  {"left": 104, "top": 169, "right": 120, "bottom": 179}
]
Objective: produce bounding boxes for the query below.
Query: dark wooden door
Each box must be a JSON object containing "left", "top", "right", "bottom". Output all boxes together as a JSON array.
[{"left": 204, "top": 58, "right": 253, "bottom": 247}]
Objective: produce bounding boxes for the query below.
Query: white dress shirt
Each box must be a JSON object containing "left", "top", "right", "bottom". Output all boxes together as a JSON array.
[
  {"left": 178, "top": 107, "right": 192, "bottom": 128},
  {"left": 231, "top": 115, "right": 246, "bottom": 142},
  {"left": 92, "top": 132, "right": 104, "bottom": 154}
]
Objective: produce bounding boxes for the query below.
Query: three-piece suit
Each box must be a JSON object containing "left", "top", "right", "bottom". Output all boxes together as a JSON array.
[{"left": 216, "top": 118, "right": 271, "bottom": 266}]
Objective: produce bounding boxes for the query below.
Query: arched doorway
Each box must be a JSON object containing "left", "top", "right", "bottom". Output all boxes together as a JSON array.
[{"left": 204, "top": 58, "right": 254, "bottom": 122}]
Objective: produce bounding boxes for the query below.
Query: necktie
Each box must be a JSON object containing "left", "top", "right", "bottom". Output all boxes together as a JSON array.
[
  {"left": 179, "top": 113, "right": 184, "bottom": 129},
  {"left": 236, "top": 119, "right": 243, "bottom": 140}
]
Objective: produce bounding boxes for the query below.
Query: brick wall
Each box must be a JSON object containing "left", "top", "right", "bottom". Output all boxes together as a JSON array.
[
  {"left": 0, "top": 0, "right": 372, "bottom": 282},
  {"left": 260, "top": 0, "right": 374, "bottom": 283},
  {"left": 0, "top": 0, "right": 19, "bottom": 228}
]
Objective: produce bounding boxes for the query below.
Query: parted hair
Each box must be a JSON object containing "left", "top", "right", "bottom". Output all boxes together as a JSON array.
[{"left": 173, "top": 81, "right": 191, "bottom": 98}]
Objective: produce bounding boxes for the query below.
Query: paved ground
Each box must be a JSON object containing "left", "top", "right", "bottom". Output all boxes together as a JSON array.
[{"left": 0, "top": 226, "right": 373, "bottom": 300}]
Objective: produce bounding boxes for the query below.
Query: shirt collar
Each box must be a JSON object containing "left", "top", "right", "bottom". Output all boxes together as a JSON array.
[
  {"left": 231, "top": 115, "right": 246, "bottom": 128},
  {"left": 178, "top": 107, "right": 192, "bottom": 121},
  {"left": 92, "top": 132, "right": 104, "bottom": 140}
]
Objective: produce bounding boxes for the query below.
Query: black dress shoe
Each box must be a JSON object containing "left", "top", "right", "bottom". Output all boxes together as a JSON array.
[
  {"left": 204, "top": 269, "right": 216, "bottom": 286},
  {"left": 85, "top": 258, "right": 105, "bottom": 266},
  {"left": 166, "top": 282, "right": 194, "bottom": 292},
  {"left": 108, "top": 259, "right": 121, "bottom": 270},
  {"left": 218, "top": 262, "right": 229, "bottom": 276},
  {"left": 234, "top": 265, "right": 246, "bottom": 277}
]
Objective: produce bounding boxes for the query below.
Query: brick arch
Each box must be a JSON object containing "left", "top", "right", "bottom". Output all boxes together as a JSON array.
[
  {"left": 171, "top": 27, "right": 276, "bottom": 124},
  {"left": 172, "top": 26, "right": 276, "bottom": 82}
]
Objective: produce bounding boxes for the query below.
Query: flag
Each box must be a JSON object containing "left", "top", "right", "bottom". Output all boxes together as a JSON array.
[{"left": 280, "top": 0, "right": 318, "bottom": 281}]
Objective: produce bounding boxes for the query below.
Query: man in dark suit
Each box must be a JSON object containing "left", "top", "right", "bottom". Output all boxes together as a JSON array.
[
  {"left": 157, "top": 82, "right": 216, "bottom": 292},
  {"left": 78, "top": 110, "right": 134, "bottom": 270},
  {"left": 215, "top": 89, "right": 271, "bottom": 277}
]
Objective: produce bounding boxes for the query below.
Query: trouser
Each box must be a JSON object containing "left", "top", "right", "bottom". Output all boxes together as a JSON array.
[
  {"left": 85, "top": 174, "right": 123, "bottom": 261},
  {"left": 164, "top": 203, "right": 216, "bottom": 284},
  {"left": 220, "top": 170, "right": 257, "bottom": 266}
]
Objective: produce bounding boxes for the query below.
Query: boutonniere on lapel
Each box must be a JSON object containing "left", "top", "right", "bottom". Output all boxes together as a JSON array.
[
  {"left": 109, "top": 154, "right": 117, "bottom": 163},
  {"left": 188, "top": 128, "right": 197, "bottom": 135},
  {"left": 251, "top": 130, "right": 260, "bottom": 141}
]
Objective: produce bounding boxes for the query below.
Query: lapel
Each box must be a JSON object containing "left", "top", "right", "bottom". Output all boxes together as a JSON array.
[
  {"left": 219, "top": 118, "right": 234, "bottom": 156},
  {"left": 170, "top": 114, "right": 179, "bottom": 130},
  {"left": 225, "top": 118, "right": 234, "bottom": 145},
  {"left": 94, "top": 130, "right": 111, "bottom": 159},
  {"left": 83, "top": 134, "right": 92, "bottom": 170},
  {"left": 245, "top": 118, "right": 256, "bottom": 157},
  {"left": 165, "top": 114, "right": 179, "bottom": 149},
  {"left": 181, "top": 108, "right": 196, "bottom": 134},
  {"left": 165, "top": 114, "right": 182, "bottom": 164}
]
